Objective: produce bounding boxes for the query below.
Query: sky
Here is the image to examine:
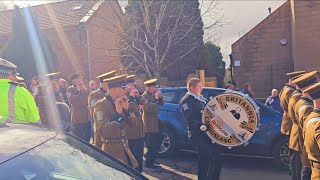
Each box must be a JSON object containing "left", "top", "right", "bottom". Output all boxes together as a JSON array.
[
  {"left": 213, "top": 1, "right": 286, "bottom": 65},
  {"left": 8, "top": 0, "right": 287, "bottom": 65}
]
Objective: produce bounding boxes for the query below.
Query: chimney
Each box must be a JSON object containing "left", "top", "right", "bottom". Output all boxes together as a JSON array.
[{"left": 268, "top": 7, "right": 271, "bottom": 14}]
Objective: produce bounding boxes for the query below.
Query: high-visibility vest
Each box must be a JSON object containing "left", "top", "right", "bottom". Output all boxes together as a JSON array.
[{"left": 0, "top": 79, "right": 40, "bottom": 124}]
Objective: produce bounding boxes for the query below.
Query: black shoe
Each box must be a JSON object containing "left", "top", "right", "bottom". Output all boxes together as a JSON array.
[{"left": 145, "top": 162, "right": 161, "bottom": 169}]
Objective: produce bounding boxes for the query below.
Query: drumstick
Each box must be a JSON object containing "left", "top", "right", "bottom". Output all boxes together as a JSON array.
[{"left": 205, "top": 107, "right": 245, "bottom": 144}]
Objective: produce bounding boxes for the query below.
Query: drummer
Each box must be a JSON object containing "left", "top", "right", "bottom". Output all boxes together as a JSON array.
[{"left": 180, "top": 78, "right": 223, "bottom": 180}]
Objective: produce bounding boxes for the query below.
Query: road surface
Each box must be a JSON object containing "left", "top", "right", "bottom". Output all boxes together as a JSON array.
[{"left": 142, "top": 151, "right": 290, "bottom": 180}]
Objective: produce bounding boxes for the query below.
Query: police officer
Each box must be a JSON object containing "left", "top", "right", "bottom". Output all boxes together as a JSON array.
[
  {"left": 302, "top": 82, "right": 320, "bottom": 180},
  {"left": 289, "top": 71, "right": 318, "bottom": 180},
  {"left": 180, "top": 78, "right": 222, "bottom": 180},
  {"left": 67, "top": 72, "right": 91, "bottom": 142},
  {"left": 142, "top": 79, "right": 164, "bottom": 169},
  {"left": 292, "top": 71, "right": 318, "bottom": 180},
  {"left": 125, "top": 75, "right": 145, "bottom": 172},
  {"left": 280, "top": 71, "right": 305, "bottom": 136},
  {"left": 88, "top": 70, "right": 117, "bottom": 148},
  {"left": 0, "top": 58, "right": 40, "bottom": 124},
  {"left": 93, "top": 75, "right": 138, "bottom": 168}
]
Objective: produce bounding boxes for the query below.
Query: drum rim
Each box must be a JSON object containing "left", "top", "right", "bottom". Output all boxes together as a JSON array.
[{"left": 202, "top": 91, "right": 260, "bottom": 147}]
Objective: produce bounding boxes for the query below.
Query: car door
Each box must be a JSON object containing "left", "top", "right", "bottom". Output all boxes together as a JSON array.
[
  {"left": 159, "top": 88, "right": 192, "bottom": 148},
  {"left": 158, "top": 89, "right": 176, "bottom": 124},
  {"left": 230, "top": 101, "right": 269, "bottom": 156}
]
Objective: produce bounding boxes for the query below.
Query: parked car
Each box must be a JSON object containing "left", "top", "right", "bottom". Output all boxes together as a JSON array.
[
  {"left": 157, "top": 87, "right": 289, "bottom": 168},
  {"left": 0, "top": 123, "right": 147, "bottom": 180}
]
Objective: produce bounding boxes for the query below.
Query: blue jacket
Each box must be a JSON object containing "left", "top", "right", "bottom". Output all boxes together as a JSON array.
[{"left": 265, "top": 95, "right": 283, "bottom": 113}]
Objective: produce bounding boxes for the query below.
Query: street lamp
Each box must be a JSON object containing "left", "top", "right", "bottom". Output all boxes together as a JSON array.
[{"left": 229, "top": 54, "right": 234, "bottom": 81}]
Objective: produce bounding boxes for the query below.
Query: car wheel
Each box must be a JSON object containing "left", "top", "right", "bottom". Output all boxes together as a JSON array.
[
  {"left": 272, "top": 137, "right": 290, "bottom": 169},
  {"left": 158, "top": 128, "right": 175, "bottom": 156}
]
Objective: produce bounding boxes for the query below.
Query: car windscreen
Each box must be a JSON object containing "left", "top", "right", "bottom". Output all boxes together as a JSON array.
[{"left": 0, "top": 134, "right": 135, "bottom": 180}]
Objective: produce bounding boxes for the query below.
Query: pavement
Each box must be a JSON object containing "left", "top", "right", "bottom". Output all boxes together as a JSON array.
[{"left": 142, "top": 151, "right": 291, "bottom": 180}]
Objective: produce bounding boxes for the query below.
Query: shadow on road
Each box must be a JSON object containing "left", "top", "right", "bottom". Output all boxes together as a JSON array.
[{"left": 143, "top": 150, "right": 290, "bottom": 180}]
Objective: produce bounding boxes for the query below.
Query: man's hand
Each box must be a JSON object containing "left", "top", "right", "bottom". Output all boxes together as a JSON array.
[
  {"left": 130, "top": 89, "right": 139, "bottom": 97},
  {"left": 121, "top": 96, "right": 129, "bottom": 111},
  {"left": 115, "top": 97, "right": 124, "bottom": 114},
  {"left": 155, "top": 90, "right": 161, "bottom": 100},
  {"left": 80, "top": 82, "right": 87, "bottom": 91},
  {"left": 76, "top": 83, "right": 81, "bottom": 92}
]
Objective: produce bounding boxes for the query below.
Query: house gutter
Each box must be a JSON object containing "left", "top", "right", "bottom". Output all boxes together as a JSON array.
[{"left": 86, "top": 27, "right": 92, "bottom": 80}]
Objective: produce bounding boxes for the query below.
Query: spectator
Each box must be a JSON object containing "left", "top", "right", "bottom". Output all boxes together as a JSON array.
[
  {"left": 265, "top": 89, "right": 283, "bottom": 113},
  {"left": 89, "top": 80, "right": 98, "bottom": 91},
  {"left": 241, "top": 83, "right": 255, "bottom": 98},
  {"left": 58, "top": 78, "right": 68, "bottom": 104},
  {"left": 225, "top": 80, "right": 239, "bottom": 91},
  {"left": 29, "top": 76, "right": 39, "bottom": 94}
]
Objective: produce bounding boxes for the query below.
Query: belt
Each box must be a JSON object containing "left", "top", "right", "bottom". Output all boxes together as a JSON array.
[
  {"left": 306, "top": 117, "right": 320, "bottom": 129},
  {"left": 311, "top": 161, "right": 320, "bottom": 169},
  {"left": 102, "top": 138, "right": 123, "bottom": 143}
]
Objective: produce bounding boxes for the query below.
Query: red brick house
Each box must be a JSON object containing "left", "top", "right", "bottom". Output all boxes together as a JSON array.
[
  {"left": 0, "top": 0, "right": 123, "bottom": 81},
  {"left": 231, "top": 0, "right": 320, "bottom": 98}
]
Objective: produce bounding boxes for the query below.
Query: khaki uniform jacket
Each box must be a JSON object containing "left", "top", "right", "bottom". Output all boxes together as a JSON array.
[
  {"left": 279, "top": 85, "right": 295, "bottom": 135},
  {"left": 304, "top": 109, "right": 320, "bottom": 180},
  {"left": 67, "top": 86, "right": 89, "bottom": 125},
  {"left": 288, "top": 89, "right": 302, "bottom": 151},
  {"left": 34, "top": 85, "right": 64, "bottom": 125},
  {"left": 88, "top": 88, "right": 107, "bottom": 116},
  {"left": 88, "top": 88, "right": 107, "bottom": 149},
  {"left": 296, "top": 97, "right": 313, "bottom": 167},
  {"left": 125, "top": 95, "right": 145, "bottom": 140},
  {"left": 142, "top": 90, "right": 164, "bottom": 133},
  {"left": 93, "top": 95, "right": 138, "bottom": 168}
]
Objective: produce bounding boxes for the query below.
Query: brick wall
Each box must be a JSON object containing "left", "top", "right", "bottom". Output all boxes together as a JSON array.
[
  {"left": 44, "top": 27, "right": 88, "bottom": 80},
  {"left": 42, "top": 1, "right": 122, "bottom": 82},
  {"left": 291, "top": 0, "right": 320, "bottom": 72},
  {"left": 232, "top": 1, "right": 293, "bottom": 98},
  {"left": 85, "top": 0, "right": 122, "bottom": 81}
]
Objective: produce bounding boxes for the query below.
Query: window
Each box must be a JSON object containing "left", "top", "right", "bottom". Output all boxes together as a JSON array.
[
  {"left": 178, "top": 89, "right": 188, "bottom": 102},
  {"left": 162, "top": 91, "right": 177, "bottom": 103},
  {"left": 0, "top": 134, "right": 134, "bottom": 180}
]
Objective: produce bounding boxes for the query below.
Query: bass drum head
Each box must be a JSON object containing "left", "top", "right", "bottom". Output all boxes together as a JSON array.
[{"left": 202, "top": 91, "right": 260, "bottom": 147}]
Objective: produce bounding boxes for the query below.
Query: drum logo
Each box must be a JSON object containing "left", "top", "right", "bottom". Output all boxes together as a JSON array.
[{"left": 202, "top": 93, "right": 259, "bottom": 147}]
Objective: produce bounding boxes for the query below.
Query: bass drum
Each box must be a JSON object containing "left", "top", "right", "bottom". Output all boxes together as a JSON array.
[
  {"left": 45, "top": 102, "right": 71, "bottom": 132},
  {"left": 201, "top": 90, "right": 260, "bottom": 148},
  {"left": 55, "top": 102, "right": 71, "bottom": 132}
]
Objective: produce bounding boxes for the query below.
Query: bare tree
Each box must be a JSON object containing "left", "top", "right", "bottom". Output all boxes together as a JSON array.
[
  {"left": 64, "top": 0, "right": 224, "bottom": 78},
  {"left": 120, "top": 0, "right": 224, "bottom": 78}
]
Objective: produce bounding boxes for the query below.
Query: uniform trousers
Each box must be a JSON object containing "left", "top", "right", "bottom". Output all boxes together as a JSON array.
[
  {"left": 290, "top": 149, "right": 302, "bottom": 180},
  {"left": 128, "top": 137, "right": 145, "bottom": 173},
  {"left": 191, "top": 134, "right": 223, "bottom": 180},
  {"left": 72, "top": 122, "right": 91, "bottom": 142},
  {"left": 145, "top": 132, "right": 160, "bottom": 164}
]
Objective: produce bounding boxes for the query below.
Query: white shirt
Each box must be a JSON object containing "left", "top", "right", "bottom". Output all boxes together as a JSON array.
[{"left": 186, "top": 91, "right": 207, "bottom": 104}]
